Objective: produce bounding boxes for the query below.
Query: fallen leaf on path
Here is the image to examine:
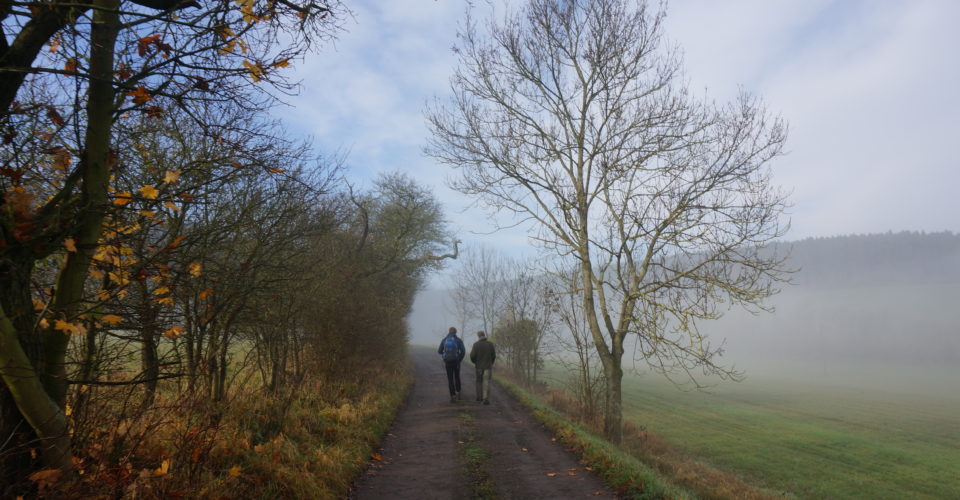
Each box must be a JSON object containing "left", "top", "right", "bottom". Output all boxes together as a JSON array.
[
  {"left": 520, "top": 447, "right": 528, "bottom": 452},
  {"left": 546, "top": 473, "right": 557, "bottom": 477},
  {"left": 567, "top": 471, "right": 577, "bottom": 476},
  {"left": 593, "top": 492, "right": 602, "bottom": 496},
  {"left": 371, "top": 454, "right": 382, "bottom": 461}
]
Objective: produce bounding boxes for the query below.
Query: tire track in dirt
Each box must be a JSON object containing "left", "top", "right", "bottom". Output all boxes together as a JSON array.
[{"left": 351, "top": 346, "right": 618, "bottom": 499}]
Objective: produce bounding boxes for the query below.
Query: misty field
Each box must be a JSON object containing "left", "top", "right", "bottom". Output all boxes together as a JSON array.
[{"left": 620, "top": 371, "right": 960, "bottom": 499}]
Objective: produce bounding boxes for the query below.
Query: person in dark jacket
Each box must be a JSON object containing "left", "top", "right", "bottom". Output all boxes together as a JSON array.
[
  {"left": 438, "top": 326, "right": 466, "bottom": 402},
  {"left": 469, "top": 330, "right": 496, "bottom": 405}
]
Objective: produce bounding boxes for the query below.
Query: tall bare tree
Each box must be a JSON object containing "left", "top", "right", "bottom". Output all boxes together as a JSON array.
[{"left": 427, "top": 0, "right": 789, "bottom": 443}]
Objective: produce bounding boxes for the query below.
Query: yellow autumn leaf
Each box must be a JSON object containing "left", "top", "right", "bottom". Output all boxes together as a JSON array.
[
  {"left": 156, "top": 296, "right": 175, "bottom": 307},
  {"left": 188, "top": 262, "right": 202, "bottom": 277},
  {"left": 32, "top": 299, "right": 45, "bottom": 310},
  {"left": 108, "top": 271, "right": 130, "bottom": 287},
  {"left": 96, "top": 289, "right": 111, "bottom": 301},
  {"left": 154, "top": 458, "right": 170, "bottom": 476},
  {"left": 101, "top": 314, "right": 122, "bottom": 326},
  {"left": 163, "top": 170, "right": 181, "bottom": 183},
  {"left": 140, "top": 210, "right": 156, "bottom": 219},
  {"left": 89, "top": 268, "right": 104, "bottom": 279},
  {"left": 164, "top": 201, "right": 180, "bottom": 212},
  {"left": 154, "top": 286, "right": 170, "bottom": 296},
  {"left": 272, "top": 58, "right": 290, "bottom": 69},
  {"left": 228, "top": 465, "right": 241, "bottom": 477},
  {"left": 139, "top": 185, "right": 159, "bottom": 199},
  {"left": 242, "top": 60, "right": 264, "bottom": 82},
  {"left": 39, "top": 318, "right": 50, "bottom": 329},
  {"left": 63, "top": 237, "right": 77, "bottom": 252},
  {"left": 198, "top": 288, "right": 214, "bottom": 300}
]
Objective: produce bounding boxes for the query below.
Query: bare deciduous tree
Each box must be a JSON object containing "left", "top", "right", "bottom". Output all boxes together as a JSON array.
[{"left": 427, "top": 0, "right": 789, "bottom": 443}]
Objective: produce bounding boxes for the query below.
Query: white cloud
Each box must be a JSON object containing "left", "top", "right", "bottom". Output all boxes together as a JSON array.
[{"left": 278, "top": 0, "right": 960, "bottom": 257}]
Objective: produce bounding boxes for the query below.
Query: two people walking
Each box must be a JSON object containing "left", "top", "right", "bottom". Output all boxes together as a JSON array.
[{"left": 437, "top": 327, "right": 496, "bottom": 405}]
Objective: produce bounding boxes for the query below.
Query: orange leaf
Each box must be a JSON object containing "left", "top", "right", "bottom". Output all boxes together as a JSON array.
[
  {"left": 156, "top": 296, "right": 175, "bottom": 307},
  {"left": 167, "top": 235, "right": 186, "bottom": 249},
  {"left": 63, "top": 58, "right": 78, "bottom": 74},
  {"left": 139, "top": 184, "right": 159, "bottom": 199},
  {"left": 163, "top": 170, "right": 181, "bottom": 184},
  {"left": 371, "top": 453, "right": 382, "bottom": 461},
  {"left": 188, "top": 262, "right": 202, "bottom": 277},
  {"left": 101, "top": 314, "right": 122, "bottom": 326},
  {"left": 271, "top": 58, "right": 290, "bottom": 69},
  {"left": 154, "top": 286, "right": 170, "bottom": 296},
  {"left": 164, "top": 201, "right": 180, "bottom": 212},
  {"left": 28, "top": 469, "right": 61, "bottom": 490},
  {"left": 163, "top": 325, "right": 184, "bottom": 339},
  {"left": 64, "top": 237, "right": 77, "bottom": 253},
  {"left": 48, "top": 39, "right": 60, "bottom": 53},
  {"left": 228, "top": 465, "right": 241, "bottom": 477},
  {"left": 54, "top": 319, "right": 86, "bottom": 336},
  {"left": 546, "top": 472, "right": 557, "bottom": 477},
  {"left": 198, "top": 288, "right": 213, "bottom": 300},
  {"left": 126, "top": 86, "right": 153, "bottom": 105},
  {"left": 114, "top": 192, "right": 133, "bottom": 206}
]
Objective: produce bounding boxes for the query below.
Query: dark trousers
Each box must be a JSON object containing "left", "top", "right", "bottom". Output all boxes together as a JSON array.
[{"left": 444, "top": 360, "right": 461, "bottom": 396}]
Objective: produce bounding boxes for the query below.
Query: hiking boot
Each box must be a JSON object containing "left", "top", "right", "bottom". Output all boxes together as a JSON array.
[{"left": 482, "top": 399, "right": 490, "bottom": 405}]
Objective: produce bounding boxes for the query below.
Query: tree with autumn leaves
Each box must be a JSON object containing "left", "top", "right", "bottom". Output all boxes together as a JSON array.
[{"left": 0, "top": 0, "right": 348, "bottom": 488}]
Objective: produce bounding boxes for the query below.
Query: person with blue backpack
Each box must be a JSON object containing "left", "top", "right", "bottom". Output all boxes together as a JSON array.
[{"left": 437, "top": 326, "right": 466, "bottom": 402}]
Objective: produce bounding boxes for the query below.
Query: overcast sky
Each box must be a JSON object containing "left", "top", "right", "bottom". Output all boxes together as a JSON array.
[{"left": 275, "top": 0, "right": 960, "bottom": 261}]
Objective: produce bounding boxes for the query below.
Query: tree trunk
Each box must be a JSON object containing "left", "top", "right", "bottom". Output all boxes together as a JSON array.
[
  {"left": 0, "top": 302, "right": 74, "bottom": 476},
  {"left": 45, "top": 0, "right": 119, "bottom": 408},
  {"left": 140, "top": 323, "right": 159, "bottom": 408},
  {"left": 601, "top": 358, "right": 623, "bottom": 444},
  {"left": 0, "top": 258, "right": 42, "bottom": 492}
]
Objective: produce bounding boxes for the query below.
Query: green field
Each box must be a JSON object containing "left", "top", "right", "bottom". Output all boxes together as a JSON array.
[{"left": 619, "top": 371, "right": 960, "bottom": 499}]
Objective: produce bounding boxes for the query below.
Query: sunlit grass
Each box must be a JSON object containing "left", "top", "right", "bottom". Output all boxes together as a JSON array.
[{"left": 65, "top": 356, "right": 412, "bottom": 499}]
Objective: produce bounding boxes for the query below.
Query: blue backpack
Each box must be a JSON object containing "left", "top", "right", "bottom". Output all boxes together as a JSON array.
[{"left": 442, "top": 336, "right": 459, "bottom": 361}]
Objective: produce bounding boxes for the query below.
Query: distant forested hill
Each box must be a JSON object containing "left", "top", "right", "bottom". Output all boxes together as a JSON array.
[
  {"left": 707, "top": 231, "right": 960, "bottom": 371},
  {"left": 773, "top": 231, "right": 960, "bottom": 288}
]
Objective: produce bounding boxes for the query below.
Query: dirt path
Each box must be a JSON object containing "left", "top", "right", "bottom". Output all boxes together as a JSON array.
[{"left": 350, "top": 346, "right": 618, "bottom": 499}]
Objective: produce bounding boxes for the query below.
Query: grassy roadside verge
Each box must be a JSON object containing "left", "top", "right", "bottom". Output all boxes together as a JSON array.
[{"left": 496, "top": 377, "right": 695, "bottom": 500}]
